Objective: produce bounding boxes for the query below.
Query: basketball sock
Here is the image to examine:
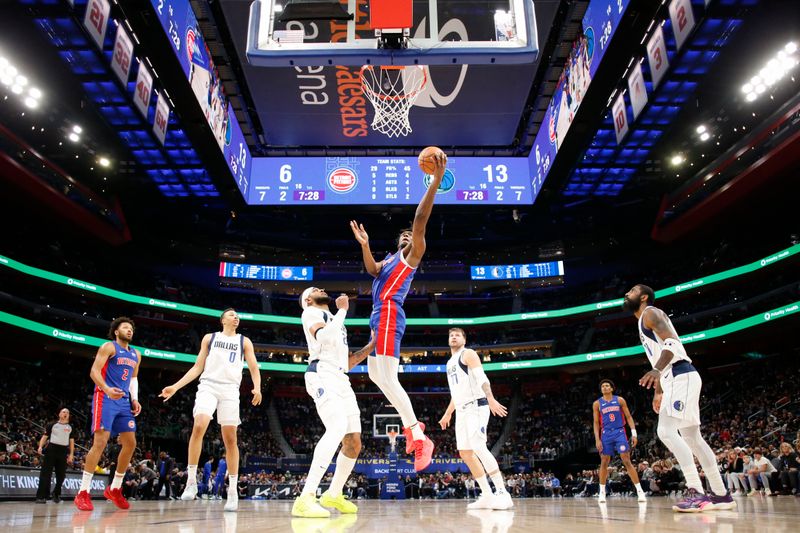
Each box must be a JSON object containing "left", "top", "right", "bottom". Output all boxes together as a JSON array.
[
  {"left": 657, "top": 417, "right": 704, "bottom": 493},
  {"left": 475, "top": 475, "right": 492, "bottom": 496},
  {"left": 377, "top": 358, "right": 422, "bottom": 434},
  {"left": 228, "top": 475, "right": 237, "bottom": 497},
  {"left": 680, "top": 425, "right": 727, "bottom": 495},
  {"left": 110, "top": 472, "right": 125, "bottom": 490},
  {"left": 634, "top": 482, "right": 644, "bottom": 494},
  {"left": 80, "top": 471, "right": 93, "bottom": 493},
  {"left": 187, "top": 465, "right": 198, "bottom": 485},
  {"left": 303, "top": 423, "right": 345, "bottom": 495},
  {"left": 329, "top": 453, "right": 357, "bottom": 496},
  {"left": 489, "top": 472, "right": 506, "bottom": 494},
  {"left": 599, "top": 484, "right": 606, "bottom": 496}
]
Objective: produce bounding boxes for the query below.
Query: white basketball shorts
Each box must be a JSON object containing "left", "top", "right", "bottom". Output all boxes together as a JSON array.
[
  {"left": 193, "top": 380, "right": 241, "bottom": 426},
  {"left": 659, "top": 369, "right": 702, "bottom": 429},
  {"left": 304, "top": 363, "right": 361, "bottom": 434},
  {"left": 455, "top": 403, "right": 490, "bottom": 451}
]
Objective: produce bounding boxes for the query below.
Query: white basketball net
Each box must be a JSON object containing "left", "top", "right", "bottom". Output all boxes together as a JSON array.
[
  {"left": 387, "top": 431, "right": 399, "bottom": 452},
  {"left": 360, "top": 65, "right": 427, "bottom": 138}
]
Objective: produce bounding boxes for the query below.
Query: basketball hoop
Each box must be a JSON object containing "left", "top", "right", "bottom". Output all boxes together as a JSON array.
[
  {"left": 360, "top": 65, "right": 427, "bottom": 138},
  {"left": 387, "top": 430, "right": 399, "bottom": 453}
]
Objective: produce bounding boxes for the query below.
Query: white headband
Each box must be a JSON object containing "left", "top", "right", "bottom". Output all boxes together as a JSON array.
[{"left": 300, "top": 287, "right": 317, "bottom": 310}]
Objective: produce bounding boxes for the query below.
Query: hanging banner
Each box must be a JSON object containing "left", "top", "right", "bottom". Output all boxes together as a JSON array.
[
  {"left": 669, "top": 0, "right": 696, "bottom": 51},
  {"left": 646, "top": 25, "right": 670, "bottom": 90},
  {"left": 627, "top": 61, "right": 648, "bottom": 120},
  {"left": 153, "top": 92, "right": 170, "bottom": 145},
  {"left": 110, "top": 25, "right": 134, "bottom": 85},
  {"left": 83, "top": 0, "right": 111, "bottom": 49},
  {"left": 133, "top": 62, "right": 153, "bottom": 118},
  {"left": 612, "top": 92, "right": 629, "bottom": 145}
]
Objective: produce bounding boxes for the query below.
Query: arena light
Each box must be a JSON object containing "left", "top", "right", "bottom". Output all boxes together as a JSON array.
[
  {"left": 0, "top": 55, "right": 43, "bottom": 108},
  {"left": 699, "top": 132, "right": 710, "bottom": 142},
  {"left": 742, "top": 40, "right": 799, "bottom": 102},
  {"left": 72, "top": 125, "right": 82, "bottom": 134},
  {"left": 670, "top": 154, "right": 684, "bottom": 166},
  {"left": 23, "top": 96, "right": 37, "bottom": 108},
  {"left": 68, "top": 132, "right": 80, "bottom": 143},
  {"left": 98, "top": 157, "right": 111, "bottom": 167},
  {"left": 696, "top": 125, "right": 706, "bottom": 134}
]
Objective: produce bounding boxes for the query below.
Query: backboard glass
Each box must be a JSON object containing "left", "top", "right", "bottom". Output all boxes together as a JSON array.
[{"left": 247, "top": 0, "right": 538, "bottom": 66}]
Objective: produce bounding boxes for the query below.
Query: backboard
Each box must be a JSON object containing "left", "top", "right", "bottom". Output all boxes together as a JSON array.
[{"left": 247, "top": 0, "right": 538, "bottom": 67}]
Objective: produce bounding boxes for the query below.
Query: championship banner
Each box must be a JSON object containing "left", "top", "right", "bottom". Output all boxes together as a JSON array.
[
  {"left": 111, "top": 24, "right": 135, "bottom": 85},
  {"left": 153, "top": 92, "right": 170, "bottom": 145},
  {"left": 646, "top": 26, "right": 670, "bottom": 90},
  {"left": 669, "top": 0, "right": 696, "bottom": 51},
  {"left": 627, "top": 61, "right": 648, "bottom": 120},
  {"left": 612, "top": 92, "right": 629, "bottom": 145},
  {"left": 83, "top": 0, "right": 111, "bottom": 49},
  {"left": 0, "top": 466, "right": 106, "bottom": 499},
  {"left": 133, "top": 62, "right": 153, "bottom": 118}
]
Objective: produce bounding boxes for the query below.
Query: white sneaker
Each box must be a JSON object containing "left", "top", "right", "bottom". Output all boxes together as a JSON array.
[
  {"left": 467, "top": 494, "right": 495, "bottom": 510},
  {"left": 598, "top": 493, "right": 607, "bottom": 503},
  {"left": 224, "top": 495, "right": 238, "bottom": 512},
  {"left": 181, "top": 483, "right": 198, "bottom": 501},
  {"left": 491, "top": 491, "right": 514, "bottom": 510},
  {"left": 637, "top": 492, "right": 647, "bottom": 503}
]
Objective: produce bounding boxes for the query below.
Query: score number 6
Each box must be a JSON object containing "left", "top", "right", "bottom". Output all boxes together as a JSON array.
[{"left": 280, "top": 164, "right": 292, "bottom": 183}]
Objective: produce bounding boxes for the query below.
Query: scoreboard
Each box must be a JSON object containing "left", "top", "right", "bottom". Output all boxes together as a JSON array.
[
  {"left": 471, "top": 261, "right": 564, "bottom": 281},
  {"left": 248, "top": 157, "right": 533, "bottom": 205},
  {"left": 219, "top": 262, "right": 313, "bottom": 281}
]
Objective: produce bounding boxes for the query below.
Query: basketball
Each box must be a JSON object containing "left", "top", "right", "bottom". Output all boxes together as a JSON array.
[{"left": 418, "top": 146, "right": 445, "bottom": 174}]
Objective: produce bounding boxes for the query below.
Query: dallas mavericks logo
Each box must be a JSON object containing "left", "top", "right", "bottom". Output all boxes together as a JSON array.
[
  {"left": 317, "top": 388, "right": 325, "bottom": 399},
  {"left": 480, "top": 426, "right": 486, "bottom": 434},
  {"left": 673, "top": 401, "right": 685, "bottom": 412},
  {"left": 423, "top": 169, "right": 455, "bottom": 194}
]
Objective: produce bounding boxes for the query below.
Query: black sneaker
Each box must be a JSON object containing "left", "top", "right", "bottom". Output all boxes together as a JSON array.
[
  {"left": 35, "top": 498, "right": 46, "bottom": 504},
  {"left": 53, "top": 495, "right": 61, "bottom": 503}
]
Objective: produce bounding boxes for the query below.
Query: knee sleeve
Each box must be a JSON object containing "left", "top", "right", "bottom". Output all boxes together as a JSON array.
[{"left": 474, "top": 444, "right": 499, "bottom": 474}]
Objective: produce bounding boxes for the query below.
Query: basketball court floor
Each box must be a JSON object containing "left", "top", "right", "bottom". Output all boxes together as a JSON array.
[{"left": 3, "top": 496, "right": 798, "bottom": 532}]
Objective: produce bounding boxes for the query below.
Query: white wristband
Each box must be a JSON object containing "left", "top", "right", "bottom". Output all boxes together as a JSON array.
[
  {"left": 631, "top": 429, "right": 638, "bottom": 438},
  {"left": 130, "top": 377, "right": 139, "bottom": 402}
]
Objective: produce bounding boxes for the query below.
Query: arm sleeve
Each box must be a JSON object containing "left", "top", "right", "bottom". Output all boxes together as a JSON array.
[{"left": 130, "top": 377, "right": 139, "bottom": 402}]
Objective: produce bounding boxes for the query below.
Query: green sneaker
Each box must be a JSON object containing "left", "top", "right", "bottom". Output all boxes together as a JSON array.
[
  {"left": 319, "top": 491, "right": 358, "bottom": 514},
  {"left": 291, "top": 492, "right": 331, "bottom": 518}
]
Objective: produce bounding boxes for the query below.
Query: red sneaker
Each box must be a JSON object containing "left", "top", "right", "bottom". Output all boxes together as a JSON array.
[
  {"left": 402, "top": 422, "right": 426, "bottom": 454},
  {"left": 413, "top": 437, "right": 435, "bottom": 472},
  {"left": 73, "top": 490, "right": 94, "bottom": 511},
  {"left": 103, "top": 486, "right": 130, "bottom": 510}
]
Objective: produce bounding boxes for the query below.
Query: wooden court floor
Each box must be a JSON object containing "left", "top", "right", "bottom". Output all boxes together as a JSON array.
[{"left": 2, "top": 495, "right": 799, "bottom": 532}]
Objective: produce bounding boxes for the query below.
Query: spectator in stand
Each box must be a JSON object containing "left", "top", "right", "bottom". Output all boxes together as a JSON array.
[
  {"left": 155, "top": 451, "right": 175, "bottom": 500},
  {"left": 747, "top": 448, "right": 776, "bottom": 495},
  {"left": 724, "top": 449, "right": 746, "bottom": 495},
  {"left": 136, "top": 462, "right": 158, "bottom": 500},
  {"left": 775, "top": 442, "right": 799, "bottom": 495},
  {"left": 464, "top": 477, "right": 477, "bottom": 499}
]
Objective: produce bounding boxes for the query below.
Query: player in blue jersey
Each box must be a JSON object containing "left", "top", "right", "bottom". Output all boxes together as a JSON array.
[
  {"left": 592, "top": 379, "right": 646, "bottom": 503},
  {"left": 199, "top": 456, "right": 214, "bottom": 498},
  {"left": 214, "top": 454, "right": 228, "bottom": 499},
  {"left": 74, "top": 317, "right": 142, "bottom": 512},
  {"left": 349, "top": 149, "right": 447, "bottom": 472}
]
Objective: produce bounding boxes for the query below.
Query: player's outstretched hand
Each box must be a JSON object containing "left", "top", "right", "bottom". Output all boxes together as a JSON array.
[
  {"left": 350, "top": 220, "right": 369, "bottom": 246},
  {"left": 251, "top": 388, "right": 263, "bottom": 406},
  {"left": 638, "top": 369, "right": 660, "bottom": 389},
  {"left": 131, "top": 400, "right": 142, "bottom": 417},
  {"left": 105, "top": 386, "right": 124, "bottom": 400},
  {"left": 431, "top": 151, "right": 447, "bottom": 180},
  {"left": 159, "top": 385, "right": 177, "bottom": 402},
  {"left": 335, "top": 294, "right": 349, "bottom": 311},
  {"left": 488, "top": 397, "right": 508, "bottom": 417},
  {"left": 438, "top": 412, "right": 452, "bottom": 430}
]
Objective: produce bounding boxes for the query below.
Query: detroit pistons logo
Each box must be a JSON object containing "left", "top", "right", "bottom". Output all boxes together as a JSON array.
[
  {"left": 128, "top": 420, "right": 135, "bottom": 429},
  {"left": 281, "top": 268, "right": 293, "bottom": 279},
  {"left": 186, "top": 28, "right": 197, "bottom": 64},
  {"left": 620, "top": 445, "right": 627, "bottom": 452},
  {"left": 327, "top": 167, "right": 357, "bottom": 194}
]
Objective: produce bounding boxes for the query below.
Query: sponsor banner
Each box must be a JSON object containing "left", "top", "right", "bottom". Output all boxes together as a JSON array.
[
  {"left": 612, "top": 92, "right": 629, "bottom": 144},
  {"left": 244, "top": 456, "right": 470, "bottom": 478},
  {"left": 133, "top": 63, "right": 153, "bottom": 118},
  {"left": 646, "top": 26, "right": 670, "bottom": 90},
  {"left": 83, "top": 0, "right": 111, "bottom": 49},
  {"left": 627, "top": 61, "right": 648, "bottom": 120},
  {"left": 669, "top": 0, "right": 696, "bottom": 51},
  {"left": 111, "top": 24, "right": 134, "bottom": 85},
  {"left": 0, "top": 466, "right": 106, "bottom": 498}
]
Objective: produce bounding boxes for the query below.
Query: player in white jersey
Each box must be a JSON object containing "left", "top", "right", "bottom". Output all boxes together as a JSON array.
[
  {"left": 292, "top": 288, "right": 375, "bottom": 518},
  {"left": 624, "top": 285, "right": 735, "bottom": 513},
  {"left": 159, "top": 308, "right": 262, "bottom": 512},
  {"left": 438, "top": 328, "right": 513, "bottom": 510}
]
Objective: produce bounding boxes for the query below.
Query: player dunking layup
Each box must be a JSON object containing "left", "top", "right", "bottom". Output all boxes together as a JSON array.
[
  {"left": 159, "top": 308, "right": 262, "bottom": 512},
  {"left": 624, "top": 284, "right": 736, "bottom": 512},
  {"left": 592, "top": 379, "right": 647, "bottom": 503},
  {"left": 349, "top": 149, "right": 447, "bottom": 471},
  {"left": 438, "top": 328, "right": 513, "bottom": 510},
  {"left": 74, "top": 317, "right": 142, "bottom": 511}
]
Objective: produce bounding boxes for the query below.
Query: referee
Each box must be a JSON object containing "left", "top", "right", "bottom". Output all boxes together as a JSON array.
[{"left": 35, "top": 408, "right": 74, "bottom": 503}]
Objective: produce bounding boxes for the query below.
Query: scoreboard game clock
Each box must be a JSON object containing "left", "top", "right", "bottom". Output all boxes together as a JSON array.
[{"left": 249, "top": 156, "right": 533, "bottom": 205}]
